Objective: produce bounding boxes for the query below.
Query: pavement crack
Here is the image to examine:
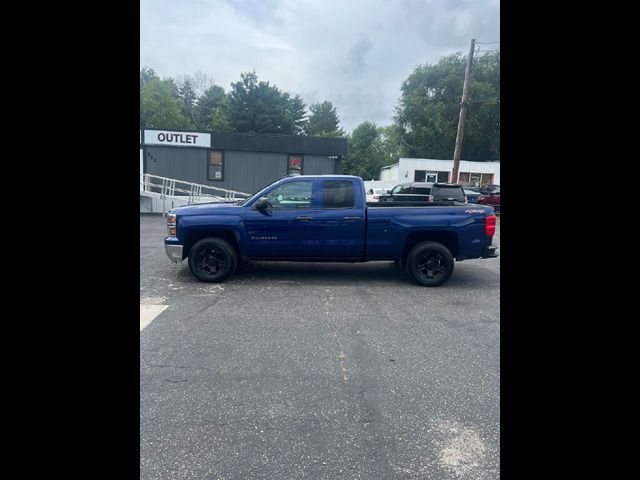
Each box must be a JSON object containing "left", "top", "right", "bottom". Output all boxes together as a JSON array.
[{"left": 322, "top": 288, "right": 349, "bottom": 384}]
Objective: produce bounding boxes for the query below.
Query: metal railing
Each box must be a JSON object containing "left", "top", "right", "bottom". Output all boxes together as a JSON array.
[{"left": 140, "top": 174, "right": 251, "bottom": 215}]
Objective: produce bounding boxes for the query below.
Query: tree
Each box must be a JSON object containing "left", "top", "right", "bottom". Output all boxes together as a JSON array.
[
  {"left": 164, "top": 77, "right": 181, "bottom": 98},
  {"left": 228, "top": 71, "right": 307, "bottom": 135},
  {"left": 306, "top": 101, "right": 344, "bottom": 137},
  {"left": 394, "top": 51, "right": 500, "bottom": 161},
  {"left": 191, "top": 71, "right": 214, "bottom": 96},
  {"left": 208, "top": 100, "right": 233, "bottom": 132},
  {"left": 340, "top": 121, "right": 384, "bottom": 180},
  {"left": 289, "top": 95, "right": 308, "bottom": 135},
  {"left": 376, "top": 124, "right": 405, "bottom": 166},
  {"left": 140, "top": 79, "right": 192, "bottom": 129},
  {"left": 140, "top": 67, "right": 158, "bottom": 90},
  {"left": 195, "top": 85, "right": 231, "bottom": 131},
  {"left": 178, "top": 79, "right": 198, "bottom": 128}
]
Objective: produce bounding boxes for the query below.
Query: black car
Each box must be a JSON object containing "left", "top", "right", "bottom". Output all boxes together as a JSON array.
[{"left": 379, "top": 182, "right": 466, "bottom": 203}]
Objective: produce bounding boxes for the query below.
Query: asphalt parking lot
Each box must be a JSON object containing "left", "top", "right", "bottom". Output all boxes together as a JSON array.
[{"left": 140, "top": 214, "right": 500, "bottom": 480}]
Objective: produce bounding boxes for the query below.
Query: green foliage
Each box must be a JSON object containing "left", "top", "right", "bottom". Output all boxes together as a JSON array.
[
  {"left": 140, "top": 79, "right": 192, "bottom": 129},
  {"left": 178, "top": 79, "right": 198, "bottom": 128},
  {"left": 289, "top": 95, "right": 308, "bottom": 136},
  {"left": 228, "top": 72, "right": 307, "bottom": 135},
  {"left": 195, "top": 85, "right": 231, "bottom": 132},
  {"left": 140, "top": 67, "right": 158, "bottom": 90},
  {"left": 164, "top": 77, "right": 181, "bottom": 98},
  {"left": 395, "top": 51, "right": 500, "bottom": 161},
  {"left": 306, "top": 101, "right": 345, "bottom": 137},
  {"left": 139, "top": 69, "right": 349, "bottom": 138},
  {"left": 340, "top": 122, "right": 384, "bottom": 180},
  {"left": 376, "top": 124, "right": 405, "bottom": 167}
]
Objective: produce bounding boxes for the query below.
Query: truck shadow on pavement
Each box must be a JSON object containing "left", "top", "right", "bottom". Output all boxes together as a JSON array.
[{"left": 174, "top": 260, "right": 499, "bottom": 289}]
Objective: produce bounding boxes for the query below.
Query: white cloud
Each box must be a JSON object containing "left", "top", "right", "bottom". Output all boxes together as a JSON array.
[{"left": 141, "top": 0, "right": 499, "bottom": 131}]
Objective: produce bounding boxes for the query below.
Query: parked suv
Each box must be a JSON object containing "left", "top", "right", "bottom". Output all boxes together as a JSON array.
[{"left": 379, "top": 182, "right": 466, "bottom": 203}]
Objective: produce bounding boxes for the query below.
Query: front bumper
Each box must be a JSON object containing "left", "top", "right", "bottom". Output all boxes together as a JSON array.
[
  {"left": 164, "top": 239, "right": 183, "bottom": 263},
  {"left": 482, "top": 245, "right": 498, "bottom": 258}
]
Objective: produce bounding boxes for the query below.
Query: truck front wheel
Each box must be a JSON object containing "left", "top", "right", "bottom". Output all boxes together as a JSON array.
[
  {"left": 188, "top": 237, "right": 238, "bottom": 283},
  {"left": 405, "top": 241, "right": 454, "bottom": 287}
]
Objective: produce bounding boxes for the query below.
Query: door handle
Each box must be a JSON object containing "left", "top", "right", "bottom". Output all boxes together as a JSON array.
[
  {"left": 296, "top": 216, "right": 313, "bottom": 221},
  {"left": 343, "top": 216, "right": 361, "bottom": 221}
]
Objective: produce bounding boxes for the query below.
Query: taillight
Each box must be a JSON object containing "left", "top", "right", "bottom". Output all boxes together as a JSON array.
[{"left": 485, "top": 214, "right": 496, "bottom": 236}]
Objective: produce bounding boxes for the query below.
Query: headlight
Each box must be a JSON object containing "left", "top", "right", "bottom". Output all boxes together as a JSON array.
[{"left": 167, "top": 214, "right": 176, "bottom": 236}]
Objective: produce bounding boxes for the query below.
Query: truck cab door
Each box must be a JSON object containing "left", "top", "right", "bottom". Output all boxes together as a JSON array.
[
  {"left": 315, "top": 179, "right": 365, "bottom": 258},
  {"left": 243, "top": 179, "right": 318, "bottom": 258}
]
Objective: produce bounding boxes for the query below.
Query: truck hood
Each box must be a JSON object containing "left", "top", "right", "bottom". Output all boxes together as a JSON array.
[{"left": 170, "top": 202, "right": 243, "bottom": 216}]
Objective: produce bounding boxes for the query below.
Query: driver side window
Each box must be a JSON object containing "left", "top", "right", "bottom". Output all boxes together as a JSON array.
[{"left": 264, "top": 181, "right": 313, "bottom": 209}]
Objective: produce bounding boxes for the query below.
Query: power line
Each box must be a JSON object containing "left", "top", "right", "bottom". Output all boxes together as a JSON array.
[{"left": 476, "top": 41, "right": 500, "bottom": 44}]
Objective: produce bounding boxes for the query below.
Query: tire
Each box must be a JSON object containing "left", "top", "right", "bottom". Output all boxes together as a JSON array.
[
  {"left": 405, "top": 241, "right": 454, "bottom": 287},
  {"left": 188, "top": 237, "right": 238, "bottom": 283}
]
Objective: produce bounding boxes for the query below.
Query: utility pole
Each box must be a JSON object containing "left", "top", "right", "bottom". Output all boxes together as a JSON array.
[{"left": 451, "top": 38, "right": 475, "bottom": 184}]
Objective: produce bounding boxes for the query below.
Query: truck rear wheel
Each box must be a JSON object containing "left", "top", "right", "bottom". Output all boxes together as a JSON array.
[
  {"left": 188, "top": 237, "right": 238, "bottom": 283},
  {"left": 405, "top": 241, "right": 454, "bottom": 287}
]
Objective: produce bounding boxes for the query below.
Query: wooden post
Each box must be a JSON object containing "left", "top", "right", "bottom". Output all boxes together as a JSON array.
[{"left": 451, "top": 38, "right": 476, "bottom": 184}]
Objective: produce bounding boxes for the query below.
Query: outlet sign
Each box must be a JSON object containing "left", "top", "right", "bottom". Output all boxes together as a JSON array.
[{"left": 143, "top": 129, "right": 211, "bottom": 148}]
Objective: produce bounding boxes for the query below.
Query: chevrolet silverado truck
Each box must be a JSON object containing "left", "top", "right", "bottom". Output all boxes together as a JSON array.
[{"left": 164, "top": 175, "right": 498, "bottom": 287}]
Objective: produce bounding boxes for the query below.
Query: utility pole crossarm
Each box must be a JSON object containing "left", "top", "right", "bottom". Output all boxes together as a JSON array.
[{"left": 451, "top": 38, "right": 475, "bottom": 184}]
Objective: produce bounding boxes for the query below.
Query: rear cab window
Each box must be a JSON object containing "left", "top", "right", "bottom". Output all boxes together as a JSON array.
[
  {"left": 412, "top": 187, "right": 431, "bottom": 195},
  {"left": 322, "top": 180, "right": 355, "bottom": 208},
  {"left": 431, "top": 185, "right": 466, "bottom": 202}
]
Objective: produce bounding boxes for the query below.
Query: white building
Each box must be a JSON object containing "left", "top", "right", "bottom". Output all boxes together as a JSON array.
[{"left": 380, "top": 158, "right": 500, "bottom": 188}]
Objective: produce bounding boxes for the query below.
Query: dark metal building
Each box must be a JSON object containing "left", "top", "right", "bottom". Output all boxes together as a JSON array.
[{"left": 140, "top": 129, "right": 348, "bottom": 194}]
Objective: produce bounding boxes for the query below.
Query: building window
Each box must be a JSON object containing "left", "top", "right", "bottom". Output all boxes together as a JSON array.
[
  {"left": 288, "top": 155, "right": 303, "bottom": 175},
  {"left": 469, "top": 173, "right": 482, "bottom": 188},
  {"left": 436, "top": 171, "right": 449, "bottom": 183},
  {"left": 481, "top": 173, "right": 494, "bottom": 185},
  {"left": 414, "top": 170, "right": 441, "bottom": 182},
  {"left": 208, "top": 150, "right": 224, "bottom": 181}
]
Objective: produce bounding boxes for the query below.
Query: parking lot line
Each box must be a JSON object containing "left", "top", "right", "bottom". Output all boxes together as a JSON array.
[{"left": 140, "top": 304, "right": 168, "bottom": 332}]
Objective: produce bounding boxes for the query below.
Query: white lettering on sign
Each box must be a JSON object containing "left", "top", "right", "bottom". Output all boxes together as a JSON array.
[{"left": 143, "top": 130, "right": 211, "bottom": 148}]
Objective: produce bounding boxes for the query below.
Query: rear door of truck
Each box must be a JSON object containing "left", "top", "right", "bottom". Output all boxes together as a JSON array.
[{"left": 314, "top": 178, "right": 365, "bottom": 258}]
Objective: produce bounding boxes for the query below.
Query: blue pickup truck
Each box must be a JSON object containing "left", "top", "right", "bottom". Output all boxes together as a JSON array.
[{"left": 164, "top": 175, "right": 497, "bottom": 286}]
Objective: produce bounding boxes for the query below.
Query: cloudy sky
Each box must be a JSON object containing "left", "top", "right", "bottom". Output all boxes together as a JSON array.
[{"left": 140, "top": 0, "right": 499, "bottom": 131}]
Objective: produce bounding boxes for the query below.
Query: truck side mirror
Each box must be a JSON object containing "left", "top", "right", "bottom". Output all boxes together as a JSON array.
[{"left": 252, "top": 197, "right": 271, "bottom": 211}]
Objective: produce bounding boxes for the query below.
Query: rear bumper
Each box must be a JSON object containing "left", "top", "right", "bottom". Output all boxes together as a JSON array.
[
  {"left": 164, "top": 237, "right": 183, "bottom": 263},
  {"left": 482, "top": 245, "right": 498, "bottom": 258}
]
